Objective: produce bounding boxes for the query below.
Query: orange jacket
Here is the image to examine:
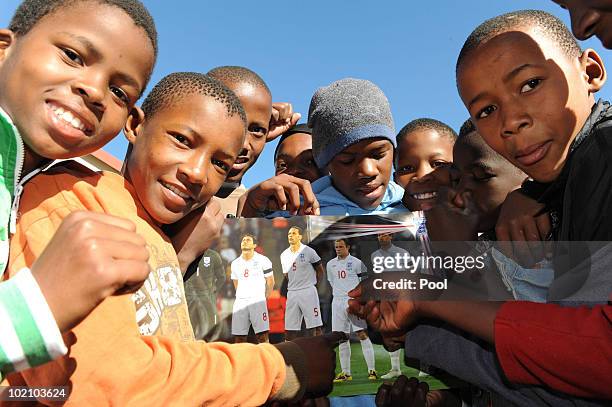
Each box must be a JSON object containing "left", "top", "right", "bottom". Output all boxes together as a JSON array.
[{"left": 4, "top": 165, "right": 305, "bottom": 406}]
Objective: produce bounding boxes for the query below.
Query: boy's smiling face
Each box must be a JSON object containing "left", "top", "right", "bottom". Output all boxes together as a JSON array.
[
  {"left": 225, "top": 83, "right": 272, "bottom": 183},
  {"left": 0, "top": 3, "right": 154, "bottom": 171},
  {"left": 457, "top": 27, "right": 604, "bottom": 183},
  {"left": 125, "top": 94, "right": 245, "bottom": 225},
  {"left": 395, "top": 129, "right": 454, "bottom": 211},
  {"left": 327, "top": 138, "right": 394, "bottom": 210}
]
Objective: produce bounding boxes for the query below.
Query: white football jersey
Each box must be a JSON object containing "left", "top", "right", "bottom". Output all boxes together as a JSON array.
[
  {"left": 371, "top": 244, "right": 411, "bottom": 272},
  {"left": 326, "top": 254, "right": 367, "bottom": 297},
  {"left": 280, "top": 243, "right": 321, "bottom": 291},
  {"left": 231, "top": 252, "right": 273, "bottom": 299}
]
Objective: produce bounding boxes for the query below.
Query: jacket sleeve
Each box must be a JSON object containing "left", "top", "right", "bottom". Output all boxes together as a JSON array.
[
  {"left": 494, "top": 300, "right": 612, "bottom": 399},
  {"left": 7, "top": 202, "right": 307, "bottom": 406},
  {"left": 0, "top": 269, "right": 66, "bottom": 379}
]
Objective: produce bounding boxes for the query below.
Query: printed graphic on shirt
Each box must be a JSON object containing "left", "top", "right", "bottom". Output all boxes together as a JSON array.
[
  {"left": 327, "top": 255, "right": 366, "bottom": 297},
  {"left": 231, "top": 252, "right": 273, "bottom": 299},
  {"left": 280, "top": 244, "right": 321, "bottom": 291},
  {"left": 132, "top": 242, "right": 193, "bottom": 341}
]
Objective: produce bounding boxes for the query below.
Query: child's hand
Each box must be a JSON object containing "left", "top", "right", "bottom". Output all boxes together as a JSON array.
[
  {"left": 268, "top": 102, "right": 301, "bottom": 142},
  {"left": 31, "top": 211, "right": 150, "bottom": 332},
  {"left": 164, "top": 198, "right": 224, "bottom": 271},
  {"left": 291, "top": 332, "right": 346, "bottom": 397},
  {"left": 347, "top": 282, "right": 418, "bottom": 337},
  {"left": 425, "top": 187, "right": 481, "bottom": 241},
  {"left": 238, "top": 174, "right": 320, "bottom": 217},
  {"left": 495, "top": 189, "right": 551, "bottom": 267},
  {"left": 376, "top": 376, "right": 461, "bottom": 407}
]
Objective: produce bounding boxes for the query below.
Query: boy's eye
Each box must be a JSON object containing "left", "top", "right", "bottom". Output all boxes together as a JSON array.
[
  {"left": 432, "top": 160, "right": 451, "bottom": 169},
  {"left": 249, "top": 126, "right": 267, "bottom": 138},
  {"left": 473, "top": 172, "right": 495, "bottom": 182},
  {"left": 305, "top": 159, "right": 317, "bottom": 168},
  {"left": 477, "top": 105, "right": 497, "bottom": 119},
  {"left": 520, "top": 78, "right": 542, "bottom": 94},
  {"left": 110, "top": 86, "right": 130, "bottom": 104},
  {"left": 213, "top": 159, "right": 229, "bottom": 172},
  {"left": 397, "top": 165, "right": 415, "bottom": 174},
  {"left": 170, "top": 133, "right": 190, "bottom": 146},
  {"left": 275, "top": 161, "right": 287, "bottom": 171},
  {"left": 61, "top": 48, "right": 83, "bottom": 65}
]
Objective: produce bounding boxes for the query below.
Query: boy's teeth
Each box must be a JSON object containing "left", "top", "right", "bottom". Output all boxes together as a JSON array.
[
  {"left": 162, "top": 182, "right": 190, "bottom": 199},
  {"left": 51, "top": 104, "right": 86, "bottom": 131},
  {"left": 412, "top": 192, "right": 437, "bottom": 200}
]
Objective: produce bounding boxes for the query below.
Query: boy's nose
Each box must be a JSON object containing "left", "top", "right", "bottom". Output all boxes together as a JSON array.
[
  {"left": 413, "top": 164, "right": 434, "bottom": 182},
  {"left": 179, "top": 154, "right": 209, "bottom": 187},
  {"left": 75, "top": 73, "right": 106, "bottom": 111},
  {"left": 501, "top": 104, "right": 532, "bottom": 137},
  {"left": 358, "top": 158, "right": 378, "bottom": 177},
  {"left": 571, "top": 9, "right": 600, "bottom": 41},
  {"left": 455, "top": 176, "right": 470, "bottom": 195}
]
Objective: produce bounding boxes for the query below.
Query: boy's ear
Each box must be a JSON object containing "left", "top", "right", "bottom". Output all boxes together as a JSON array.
[
  {"left": 0, "top": 30, "right": 16, "bottom": 63},
  {"left": 580, "top": 48, "right": 607, "bottom": 93},
  {"left": 124, "top": 106, "right": 145, "bottom": 144}
]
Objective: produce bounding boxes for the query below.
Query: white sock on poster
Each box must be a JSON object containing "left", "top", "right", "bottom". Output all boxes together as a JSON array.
[
  {"left": 339, "top": 340, "right": 351, "bottom": 375},
  {"left": 360, "top": 337, "right": 375, "bottom": 371}
]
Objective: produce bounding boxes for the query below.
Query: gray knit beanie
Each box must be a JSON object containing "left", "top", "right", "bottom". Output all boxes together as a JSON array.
[{"left": 308, "top": 78, "right": 396, "bottom": 168}]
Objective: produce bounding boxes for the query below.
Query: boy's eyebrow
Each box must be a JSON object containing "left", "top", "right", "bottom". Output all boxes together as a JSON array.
[
  {"left": 503, "top": 63, "right": 536, "bottom": 83},
  {"left": 60, "top": 32, "right": 101, "bottom": 59},
  {"left": 174, "top": 125, "right": 236, "bottom": 160},
  {"left": 60, "top": 32, "right": 142, "bottom": 92},
  {"left": 467, "top": 63, "right": 537, "bottom": 109}
]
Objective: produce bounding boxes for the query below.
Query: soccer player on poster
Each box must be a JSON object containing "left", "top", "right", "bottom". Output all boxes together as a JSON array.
[
  {"left": 327, "top": 239, "right": 377, "bottom": 382},
  {"left": 370, "top": 232, "right": 411, "bottom": 380},
  {"left": 231, "top": 233, "right": 274, "bottom": 343},
  {"left": 280, "top": 226, "right": 324, "bottom": 340}
]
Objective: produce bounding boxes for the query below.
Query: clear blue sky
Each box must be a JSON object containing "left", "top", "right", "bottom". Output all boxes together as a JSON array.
[{"left": 3, "top": 1, "right": 612, "bottom": 187}]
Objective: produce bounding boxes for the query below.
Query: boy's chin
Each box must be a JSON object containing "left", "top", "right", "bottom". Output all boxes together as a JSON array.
[
  {"left": 149, "top": 207, "right": 185, "bottom": 226},
  {"left": 521, "top": 164, "right": 564, "bottom": 184},
  {"left": 354, "top": 196, "right": 383, "bottom": 210}
]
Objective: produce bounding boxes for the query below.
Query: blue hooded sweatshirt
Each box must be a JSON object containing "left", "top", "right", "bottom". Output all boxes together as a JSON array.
[{"left": 267, "top": 175, "right": 408, "bottom": 218}]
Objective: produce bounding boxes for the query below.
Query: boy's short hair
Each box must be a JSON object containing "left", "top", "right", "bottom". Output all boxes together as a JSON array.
[
  {"left": 141, "top": 72, "right": 247, "bottom": 127},
  {"left": 396, "top": 118, "right": 458, "bottom": 144},
  {"left": 273, "top": 123, "right": 313, "bottom": 160},
  {"left": 395, "top": 118, "right": 457, "bottom": 165},
  {"left": 9, "top": 0, "right": 158, "bottom": 59},
  {"left": 207, "top": 66, "right": 271, "bottom": 95},
  {"left": 309, "top": 78, "right": 396, "bottom": 168},
  {"left": 458, "top": 118, "right": 476, "bottom": 139},
  {"left": 456, "top": 10, "right": 581, "bottom": 74}
]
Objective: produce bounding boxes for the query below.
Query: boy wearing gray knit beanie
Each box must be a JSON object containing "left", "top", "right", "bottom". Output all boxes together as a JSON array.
[{"left": 308, "top": 78, "right": 409, "bottom": 215}]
